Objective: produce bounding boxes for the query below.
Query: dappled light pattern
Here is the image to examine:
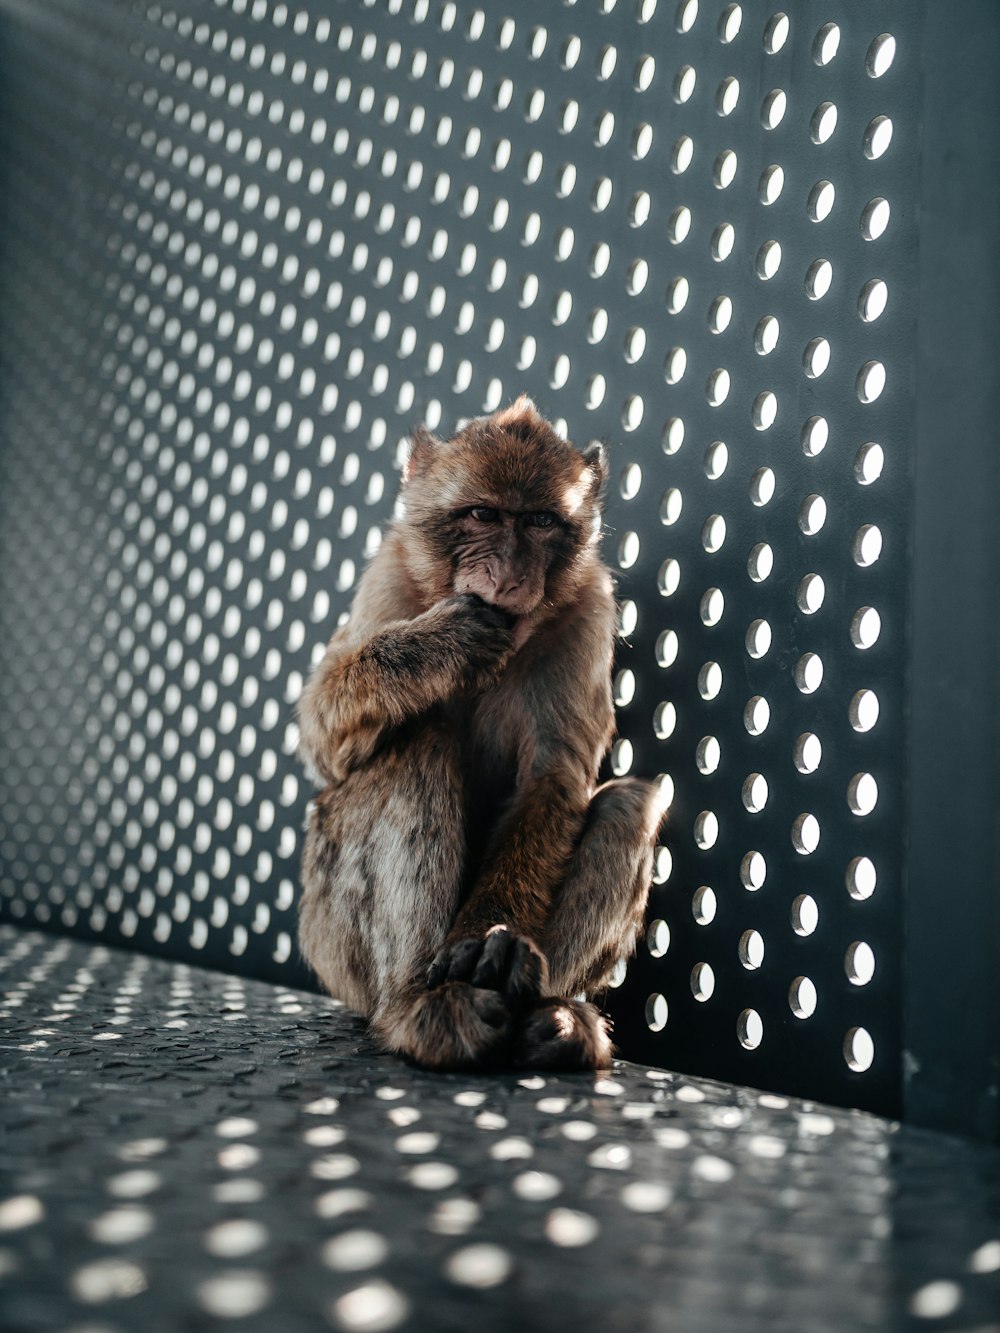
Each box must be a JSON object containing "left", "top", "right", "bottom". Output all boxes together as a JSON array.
[{"left": 2, "top": 929, "right": 1000, "bottom": 1332}]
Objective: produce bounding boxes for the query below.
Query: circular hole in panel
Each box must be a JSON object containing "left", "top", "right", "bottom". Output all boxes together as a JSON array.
[
  {"left": 691, "top": 963, "right": 716, "bottom": 1002},
  {"left": 663, "top": 418, "right": 684, "bottom": 454},
  {"left": 754, "top": 316, "right": 779, "bottom": 354},
  {"left": 844, "top": 1026, "right": 875, "bottom": 1073},
  {"left": 866, "top": 33, "right": 896, "bottom": 78},
  {"left": 740, "top": 851, "right": 766, "bottom": 890},
  {"left": 859, "top": 279, "right": 888, "bottom": 322},
  {"left": 705, "top": 440, "right": 729, "bottom": 478},
  {"left": 742, "top": 773, "right": 768, "bottom": 813},
  {"left": 692, "top": 886, "right": 717, "bottom": 925},
  {"left": 808, "top": 180, "right": 836, "bottom": 222},
  {"left": 624, "top": 327, "right": 647, "bottom": 363},
  {"left": 645, "top": 993, "right": 669, "bottom": 1031},
  {"left": 803, "top": 338, "right": 831, "bottom": 378},
  {"left": 660, "top": 488, "right": 683, "bottom": 525},
  {"left": 674, "top": 64, "right": 697, "bottom": 103},
  {"left": 802, "top": 415, "right": 829, "bottom": 456},
  {"left": 791, "top": 813, "right": 820, "bottom": 855},
  {"left": 805, "top": 259, "right": 833, "bottom": 300},
  {"left": 702, "top": 514, "right": 727, "bottom": 553},
  {"left": 752, "top": 392, "right": 777, "bottom": 431},
  {"left": 696, "top": 735, "right": 721, "bottom": 775},
  {"left": 812, "top": 23, "right": 841, "bottom": 65},
  {"left": 863, "top": 116, "right": 893, "bottom": 159},
  {"left": 739, "top": 930, "right": 765, "bottom": 970},
  {"left": 791, "top": 894, "right": 819, "bottom": 936},
  {"left": 627, "top": 259, "right": 649, "bottom": 295},
  {"left": 647, "top": 920, "right": 671, "bottom": 958},
  {"left": 620, "top": 463, "right": 642, "bottom": 499},
  {"left": 756, "top": 240, "right": 781, "bottom": 280},
  {"left": 667, "top": 277, "right": 690, "bottom": 313},
  {"left": 622, "top": 395, "right": 645, "bottom": 431},
  {"left": 700, "top": 587, "right": 725, "bottom": 626},
  {"left": 709, "top": 296, "right": 733, "bottom": 333},
  {"left": 669, "top": 207, "right": 692, "bottom": 244},
  {"left": 716, "top": 77, "right": 740, "bottom": 116},
  {"left": 763, "top": 13, "right": 789, "bottom": 54},
  {"left": 586, "top": 375, "right": 607, "bottom": 409},
  {"left": 613, "top": 668, "right": 636, "bottom": 706},
  {"left": 676, "top": 1, "right": 699, "bottom": 35},
  {"left": 758, "top": 164, "right": 784, "bottom": 205},
  {"left": 694, "top": 811, "right": 719, "bottom": 850},
  {"left": 810, "top": 102, "right": 838, "bottom": 144},
  {"left": 793, "top": 733, "right": 823, "bottom": 774},
  {"left": 714, "top": 150, "right": 738, "bottom": 189},
  {"left": 665, "top": 347, "right": 687, "bottom": 384},
  {"left": 711, "top": 223, "right": 736, "bottom": 261},
  {"left": 797, "top": 573, "right": 826, "bottom": 614},
  {"left": 657, "top": 558, "right": 681, "bottom": 596},
  {"left": 749, "top": 467, "right": 776, "bottom": 506},
  {"left": 653, "top": 701, "right": 677, "bottom": 739},
  {"left": 794, "top": 652, "right": 824, "bottom": 693},
  {"left": 848, "top": 772, "right": 878, "bottom": 816},
  {"left": 747, "top": 543, "right": 773, "bottom": 583},
  {"left": 761, "top": 88, "right": 786, "bottom": 129},
  {"left": 857, "top": 362, "right": 887, "bottom": 404},
  {"left": 619, "top": 599, "right": 638, "bottom": 637},
  {"left": 719, "top": 4, "right": 742, "bottom": 42},
  {"left": 851, "top": 606, "right": 882, "bottom": 649},
  {"left": 847, "top": 856, "right": 877, "bottom": 900},
  {"left": 738, "top": 1009, "right": 763, "bottom": 1050},
  {"left": 853, "top": 523, "right": 883, "bottom": 566},
  {"left": 845, "top": 942, "right": 876, "bottom": 986},
  {"left": 706, "top": 368, "right": 731, "bottom": 406},
  {"left": 698, "top": 661, "right": 723, "bottom": 700},
  {"left": 746, "top": 619, "right": 772, "bottom": 659},
  {"left": 744, "top": 695, "right": 770, "bottom": 735},
  {"left": 618, "top": 531, "right": 640, "bottom": 568},
  {"left": 656, "top": 630, "right": 679, "bottom": 667},
  {"left": 799, "top": 494, "right": 827, "bottom": 534},
  {"left": 861, "top": 198, "right": 891, "bottom": 241},
  {"left": 850, "top": 688, "right": 880, "bottom": 733},
  {"left": 789, "top": 976, "right": 817, "bottom": 1019}
]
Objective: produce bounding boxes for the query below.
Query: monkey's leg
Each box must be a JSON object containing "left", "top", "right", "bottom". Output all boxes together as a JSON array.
[
  {"left": 512, "top": 777, "right": 665, "bottom": 1071},
  {"left": 299, "top": 720, "right": 514, "bottom": 1070}
]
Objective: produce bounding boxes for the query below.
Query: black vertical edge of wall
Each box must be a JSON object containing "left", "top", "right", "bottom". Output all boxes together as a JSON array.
[{"left": 905, "top": 3, "right": 1000, "bottom": 1142}]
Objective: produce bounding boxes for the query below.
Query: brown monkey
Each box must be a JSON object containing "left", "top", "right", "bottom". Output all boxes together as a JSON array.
[{"left": 297, "top": 397, "right": 664, "bottom": 1071}]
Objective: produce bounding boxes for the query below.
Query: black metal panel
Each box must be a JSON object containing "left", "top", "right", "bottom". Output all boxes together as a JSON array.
[{"left": 0, "top": 0, "right": 967, "bottom": 1123}]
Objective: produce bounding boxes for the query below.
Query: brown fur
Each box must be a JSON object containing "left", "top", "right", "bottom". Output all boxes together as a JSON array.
[{"left": 297, "top": 399, "right": 665, "bottom": 1071}]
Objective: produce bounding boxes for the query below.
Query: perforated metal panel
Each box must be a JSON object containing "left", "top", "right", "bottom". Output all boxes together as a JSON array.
[{"left": 0, "top": 0, "right": 995, "bottom": 1125}]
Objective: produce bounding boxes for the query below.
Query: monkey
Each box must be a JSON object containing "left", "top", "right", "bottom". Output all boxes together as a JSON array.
[{"left": 296, "top": 397, "right": 665, "bottom": 1071}]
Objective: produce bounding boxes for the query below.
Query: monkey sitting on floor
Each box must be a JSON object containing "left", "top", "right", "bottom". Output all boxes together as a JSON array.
[{"left": 297, "top": 397, "right": 664, "bottom": 1071}]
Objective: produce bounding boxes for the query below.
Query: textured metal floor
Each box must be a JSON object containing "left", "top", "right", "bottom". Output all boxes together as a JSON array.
[{"left": 1, "top": 926, "right": 998, "bottom": 1333}]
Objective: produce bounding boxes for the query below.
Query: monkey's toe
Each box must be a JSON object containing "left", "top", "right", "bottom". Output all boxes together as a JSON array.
[
  {"left": 512, "top": 998, "right": 613, "bottom": 1072},
  {"left": 429, "top": 928, "right": 547, "bottom": 1008}
]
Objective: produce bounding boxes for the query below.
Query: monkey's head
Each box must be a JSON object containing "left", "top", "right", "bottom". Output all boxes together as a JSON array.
[{"left": 400, "top": 397, "right": 608, "bottom": 629}]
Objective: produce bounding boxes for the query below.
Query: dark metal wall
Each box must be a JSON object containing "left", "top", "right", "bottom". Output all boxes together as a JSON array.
[{"left": 0, "top": 0, "right": 992, "bottom": 1131}]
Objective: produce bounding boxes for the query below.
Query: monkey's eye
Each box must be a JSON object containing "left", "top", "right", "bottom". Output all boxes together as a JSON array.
[
  {"left": 524, "top": 511, "right": 558, "bottom": 529},
  {"left": 470, "top": 506, "right": 501, "bottom": 523}
]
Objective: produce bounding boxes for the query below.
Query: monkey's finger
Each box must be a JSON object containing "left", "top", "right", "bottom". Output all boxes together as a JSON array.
[
  {"left": 426, "top": 956, "right": 448, "bottom": 990},
  {"left": 471, "top": 929, "right": 514, "bottom": 991},
  {"left": 444, "top": 937, "right": 484, "bottom": 983},
  {"left": 505, "top": 937, "right": 549, "bottom": 1007}
]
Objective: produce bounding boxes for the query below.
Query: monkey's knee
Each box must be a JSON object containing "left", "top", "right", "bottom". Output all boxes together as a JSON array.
[{"left": 588, "top": 776, "right": 667, "bottom": 844}]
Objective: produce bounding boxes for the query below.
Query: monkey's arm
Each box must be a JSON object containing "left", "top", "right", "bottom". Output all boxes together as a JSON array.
[
  {"left": 429, "top": 595, "right": 616, "bottom": 997},
  {"left": 298, "top": 544, "right": 513, "bottom": 784}
]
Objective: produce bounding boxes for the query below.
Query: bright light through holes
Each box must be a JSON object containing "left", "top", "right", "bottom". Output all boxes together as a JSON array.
[{"left": 698, "top": 734, "right": 721, "bottom": 778}]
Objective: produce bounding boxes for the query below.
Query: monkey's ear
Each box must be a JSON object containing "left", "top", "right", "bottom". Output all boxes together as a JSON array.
[
  {"left": 404, "top": 426, "right": 440, "bottom": 483},
  {"left": 582, "top": 441, "right": 609, "bottom": 500}
]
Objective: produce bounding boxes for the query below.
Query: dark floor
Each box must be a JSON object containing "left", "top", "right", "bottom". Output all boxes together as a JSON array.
[{"left": 1, "top": 926, "right": 998, "bottom": 1333}]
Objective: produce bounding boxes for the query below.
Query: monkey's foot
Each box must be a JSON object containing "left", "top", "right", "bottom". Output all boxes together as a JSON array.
[
  {"left": 512, "top": 998, "right": 613, "bottom": 1072},
  {"left": 426, "top": 927, "right": 547, "bottom": 1008},
  {"left": 375, "top": 981, "right": 512, "bottom": 1071}
]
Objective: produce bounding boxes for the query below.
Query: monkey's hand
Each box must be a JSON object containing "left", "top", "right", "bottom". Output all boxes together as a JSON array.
[
  {"left": 426, "top": 925, "right": 548, "bottom": 1009},
  {"left": 442, "top": 594, "right": 517, "bottom": 692}
]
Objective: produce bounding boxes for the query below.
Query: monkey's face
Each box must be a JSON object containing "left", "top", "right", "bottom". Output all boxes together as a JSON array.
[{"left": 401, "top": 399, "right": 607, "bottom": 627}]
